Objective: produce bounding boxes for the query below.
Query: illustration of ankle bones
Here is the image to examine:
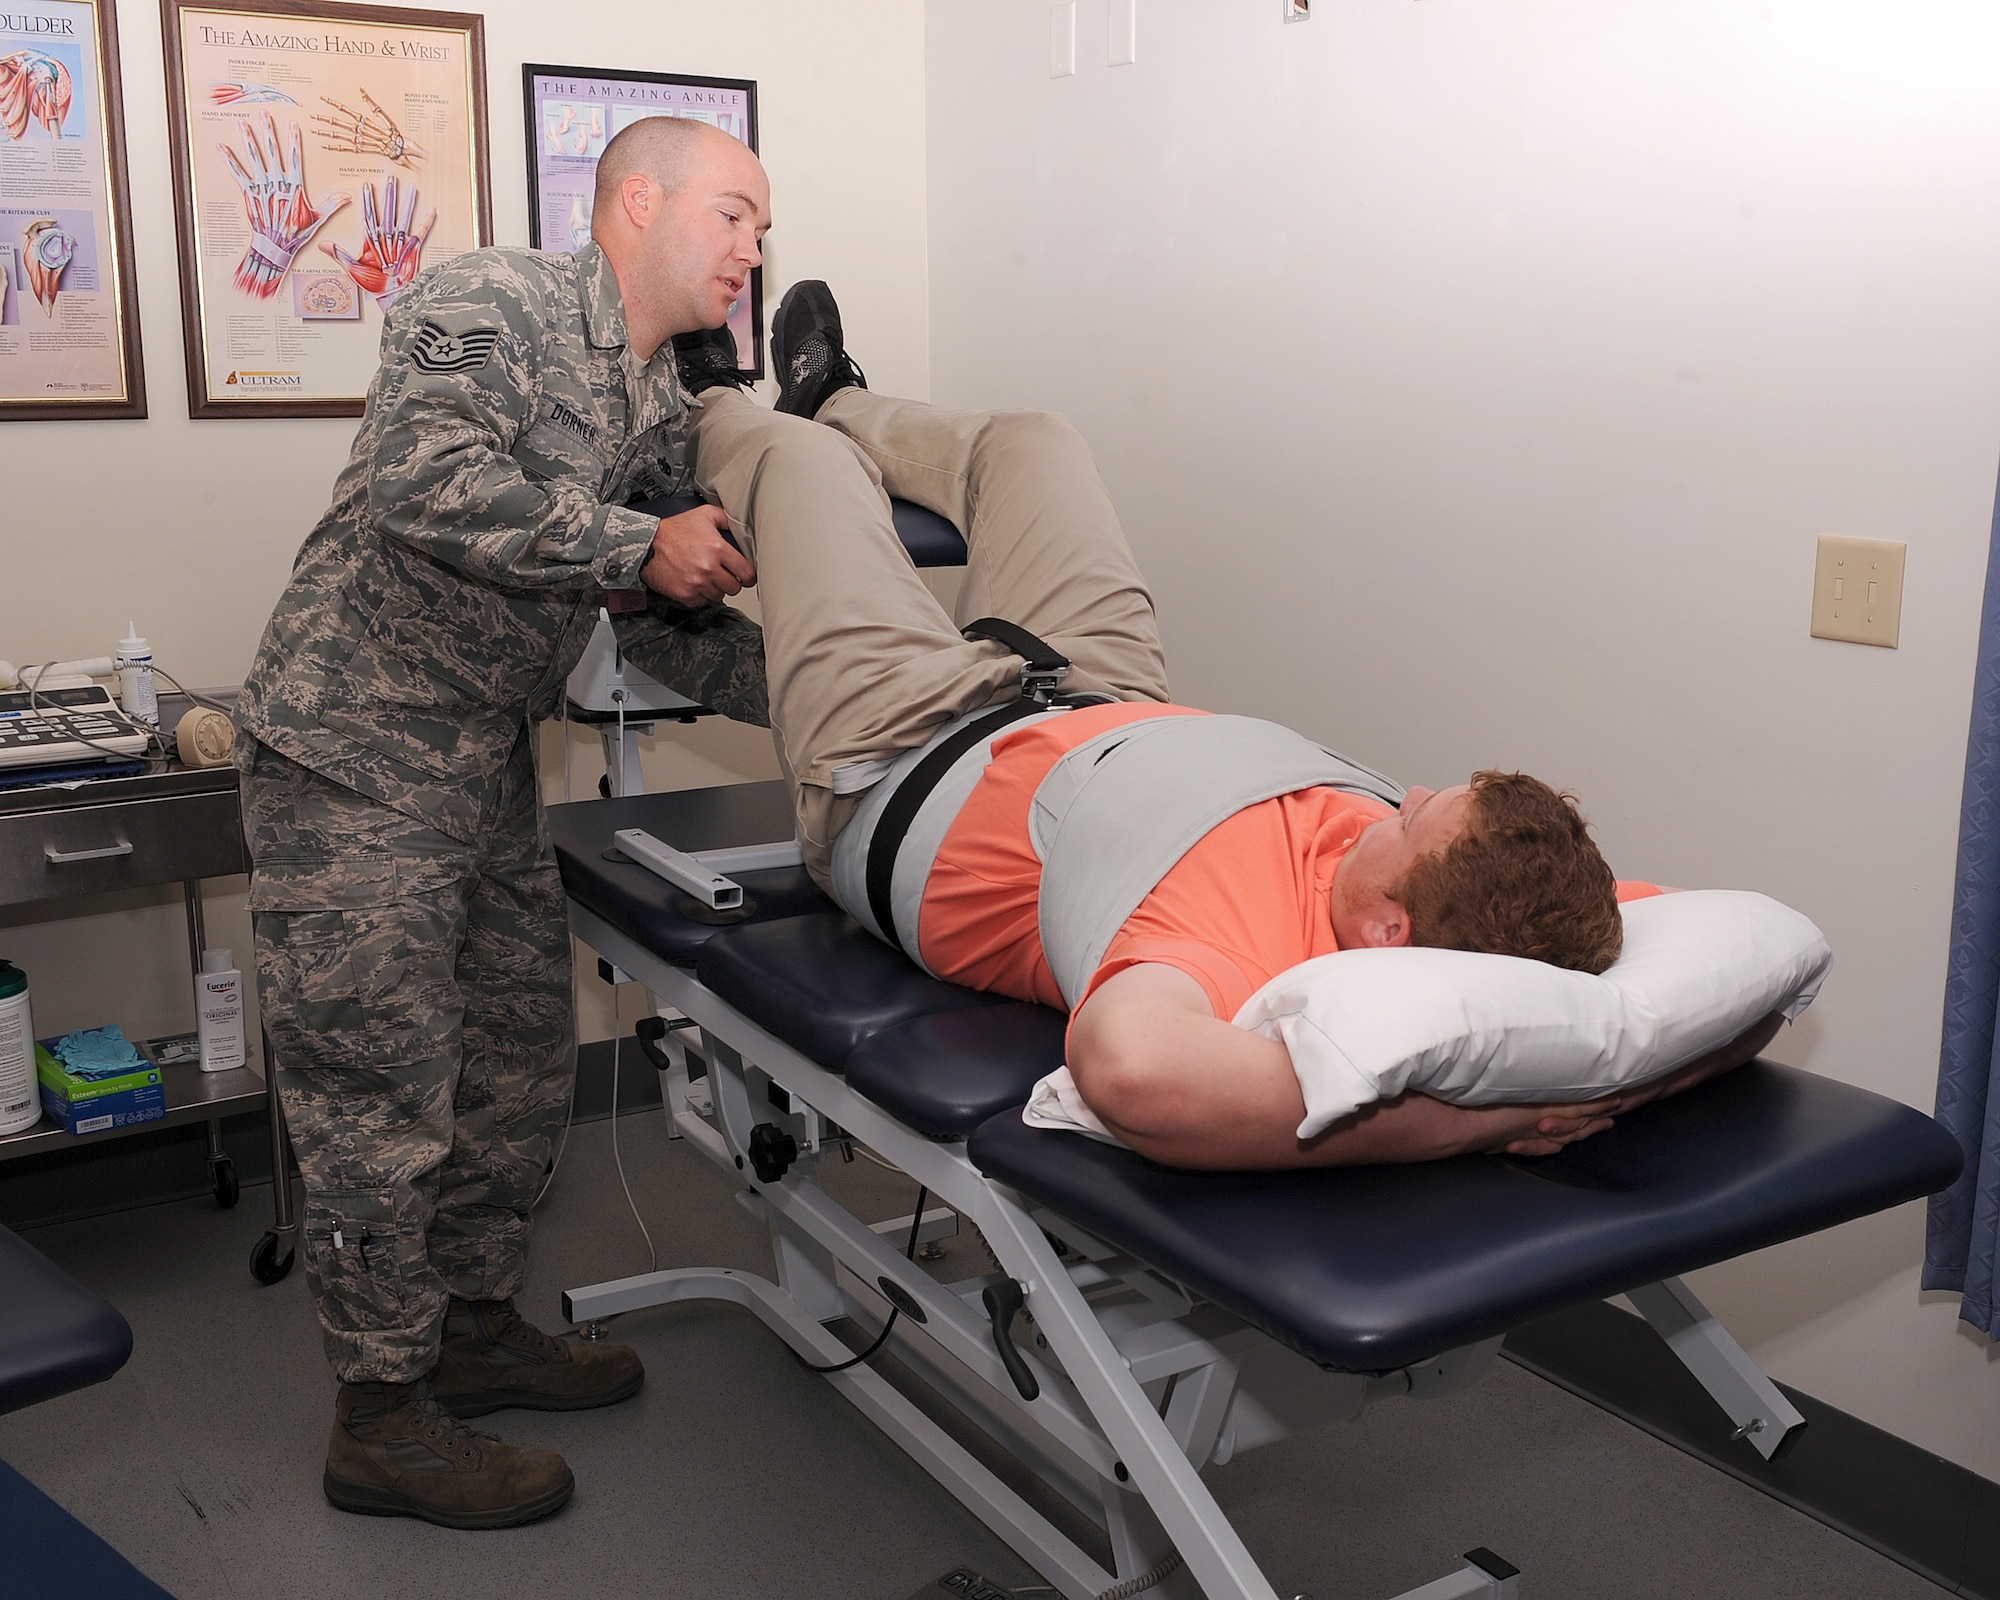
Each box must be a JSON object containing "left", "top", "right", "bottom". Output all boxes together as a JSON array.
[
  {"left": 0, "top": 49, "right": 74, "bottom": 140},
  {"left": 312, "top": 87, "right": 424, "bottom": 169},
  {"left": 221, "top": 113, "right": 349, "bottom": 299},
  {"left": 324, "top": 174, "right": 435, "bottom": 310}
]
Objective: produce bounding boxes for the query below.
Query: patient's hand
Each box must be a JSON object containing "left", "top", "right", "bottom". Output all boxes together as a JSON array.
[
  {"left": 1483, "top": 1010, "right": 1782, "bottom": 1158},
  {"left": 643, "top": 505, "right": 757, "bottom": 605}
]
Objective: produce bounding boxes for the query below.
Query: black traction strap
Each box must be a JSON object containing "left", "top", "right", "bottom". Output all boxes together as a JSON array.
[{"left": 863, "top": 620, "right": 1074, "bottom": 957}]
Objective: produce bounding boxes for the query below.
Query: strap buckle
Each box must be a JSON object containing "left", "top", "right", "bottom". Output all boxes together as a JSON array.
[{"left": 1020, "top": 661, "right": 1069, "bottom": 706}]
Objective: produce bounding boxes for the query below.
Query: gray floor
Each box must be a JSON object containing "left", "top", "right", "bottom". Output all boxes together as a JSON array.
[{"left": 0, "top": 1104, "right": 1950, "bottom": 1600}]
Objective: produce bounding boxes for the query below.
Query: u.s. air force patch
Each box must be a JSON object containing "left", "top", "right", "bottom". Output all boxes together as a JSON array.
[{"left": 410, "top": 320, "right": 502, "bottom": 374}]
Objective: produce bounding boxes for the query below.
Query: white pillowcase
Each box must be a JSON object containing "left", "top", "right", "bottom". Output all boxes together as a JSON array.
[{"left": 1232, "top": 889, "right": 1831, "bottom": 1140}]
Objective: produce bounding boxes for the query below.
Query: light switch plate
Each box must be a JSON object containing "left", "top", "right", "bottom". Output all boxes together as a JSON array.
[
  {"left": 1810, "top": 534, "right": 1905, "bottom": 649},
  {"left": 1050, "top": 2, "right": 1076, "bottom": 76},
  {"left": 1110, "top": 0, "right": 1136, "bottom": 65}
]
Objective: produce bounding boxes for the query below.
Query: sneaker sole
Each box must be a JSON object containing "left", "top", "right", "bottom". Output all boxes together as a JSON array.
[
  {"left": 322, "top": 1467, "right": 574, "bottom": 1530},
  {"left": 431, "top": 1368, "right": 645, "bottom": 1420}
]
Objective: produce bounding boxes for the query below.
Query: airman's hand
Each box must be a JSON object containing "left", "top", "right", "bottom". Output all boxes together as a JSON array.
[{"left": 641, "top": 505, "right": 757, "bottom": 606}]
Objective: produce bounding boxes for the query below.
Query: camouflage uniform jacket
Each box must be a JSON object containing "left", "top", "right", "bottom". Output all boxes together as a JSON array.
[{"left": 237, "top": 242, "right": 767, "bottom": 845}]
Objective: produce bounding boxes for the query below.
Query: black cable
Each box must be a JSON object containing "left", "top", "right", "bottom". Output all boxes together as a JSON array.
[{"left": 799, "top": 1185, "right": 929, "bottom": 1374}]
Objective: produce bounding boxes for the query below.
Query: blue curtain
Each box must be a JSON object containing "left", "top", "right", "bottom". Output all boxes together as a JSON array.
[{"left": 1927, "top": 469, "right": 2000, "bottom": 1337}]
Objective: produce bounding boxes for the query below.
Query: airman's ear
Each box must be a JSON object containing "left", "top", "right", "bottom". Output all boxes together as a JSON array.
[{"left": 620, "top": 172, "right": 654, "bottom": 228}]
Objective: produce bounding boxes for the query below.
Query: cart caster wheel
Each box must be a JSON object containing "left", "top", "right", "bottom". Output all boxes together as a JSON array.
[
  {"left": 250, "top": 1230, "right": 295, "bottom": 1285},
  {"left": 211, "top": 1156, "right": 239, "bottom": 1209}
]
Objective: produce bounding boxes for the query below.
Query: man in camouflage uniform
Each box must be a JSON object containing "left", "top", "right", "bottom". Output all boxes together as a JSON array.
[{"left": 236, "top": 118, "right": 771, "bottom": 1528}]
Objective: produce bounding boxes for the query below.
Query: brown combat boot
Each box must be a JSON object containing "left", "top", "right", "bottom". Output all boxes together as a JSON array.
[
  {"left": 323, "top": 1379, "right": 574, "bottom": 1529},
  {"left": 429, "top": 1297, "right": 645, "bottom": 1419}
]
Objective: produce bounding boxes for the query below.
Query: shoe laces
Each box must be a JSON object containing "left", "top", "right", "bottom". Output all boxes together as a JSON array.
[
  {"left": 478, "top": 1300, "right": 569, "bottom": 1362},
  {"left": 785, "top": 333, "right": 867, "bottom": 407},
  {"left": 410, "top": 1393, "right": 495, "bottom": 1463}
]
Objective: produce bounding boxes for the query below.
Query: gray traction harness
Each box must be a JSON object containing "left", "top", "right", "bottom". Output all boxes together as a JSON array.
[{"left": 830, "top": 621, "right": 1405, "bottom": 1007}]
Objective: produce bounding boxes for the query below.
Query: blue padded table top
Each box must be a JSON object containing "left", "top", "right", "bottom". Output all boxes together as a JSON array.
[
  {"left": 0, "top": 1224, "right": 132, "bottom": 1416},
  {"left": 554, "top": 782, "right": 1068, "bottom": 1134},
  {"left": 968, "top": 1065, "right": 1963, "bottom": 1373},
  {"left": 551, "top": 782, "right": 829, "bottom": 967},
  {"left": 558, "top": 780, "right": 1964, "bottom": 1368}
]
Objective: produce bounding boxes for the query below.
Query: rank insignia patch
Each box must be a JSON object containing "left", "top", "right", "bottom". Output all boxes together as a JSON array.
[{"left": 410, "top": 320, "right": 502, "bottom": 374}]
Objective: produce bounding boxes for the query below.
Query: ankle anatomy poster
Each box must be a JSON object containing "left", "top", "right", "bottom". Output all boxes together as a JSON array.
[
  {"left": 162, "top": 0, "right": 491, "bottom": 417},
  {"left": 0, "top": 0, "right": 145, "bottom": 419},
  {"left": 522, "top": 64, "right": 761, "bottom": 379}
]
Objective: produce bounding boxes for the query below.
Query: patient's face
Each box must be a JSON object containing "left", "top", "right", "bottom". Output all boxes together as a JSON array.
[
  {"left": 1364, "top": 784, "right": 1473, "bottom": 882},
  {"left": 1331, "top": 783, "right": 1475, "bottom": 946}
]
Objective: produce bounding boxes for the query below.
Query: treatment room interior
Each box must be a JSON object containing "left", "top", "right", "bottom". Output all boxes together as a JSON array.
[{"left": 3, "top": 0, "right": 2000, "bottom": 1596}]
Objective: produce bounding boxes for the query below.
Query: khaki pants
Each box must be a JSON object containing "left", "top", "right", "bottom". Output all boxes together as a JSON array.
[{"left": 689, "top": 387, "right": 1170, "bottom": 882}]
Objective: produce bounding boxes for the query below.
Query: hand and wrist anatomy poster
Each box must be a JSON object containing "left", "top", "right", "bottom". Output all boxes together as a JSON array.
[
  {"left": 523, "top": 65, "right": 760, "bottom": 377},
  {"left": 0, "top": 0, "right": 144, "bottom": 419},
  {"left": 163, "top": 0, "right": 490, "bottom": 416}
]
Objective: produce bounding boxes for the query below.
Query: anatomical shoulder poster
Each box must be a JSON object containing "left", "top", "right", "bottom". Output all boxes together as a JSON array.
[
  {"left": 0, "top": 0, "right": 145, "bottom": 419},
  {"left": 163, "top": 0, "right": 490, "bottom": 417}
]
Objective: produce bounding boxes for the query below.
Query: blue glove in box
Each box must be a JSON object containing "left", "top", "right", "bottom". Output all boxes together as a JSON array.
[{"left": 35, "top": 1044, "right": 165, "bottom": 1136}]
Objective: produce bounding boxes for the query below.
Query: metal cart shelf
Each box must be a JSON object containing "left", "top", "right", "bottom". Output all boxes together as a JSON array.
[{"left": 0, "top": 692, "right": 296, "bottom": 1283}]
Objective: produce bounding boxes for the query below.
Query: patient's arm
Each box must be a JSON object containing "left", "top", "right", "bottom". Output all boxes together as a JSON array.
[{"left": 1067, "top": 964, "right": 1623, "bottom": 1171}]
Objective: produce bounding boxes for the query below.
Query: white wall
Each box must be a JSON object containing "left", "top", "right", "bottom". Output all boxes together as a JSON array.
[
  {"left": 926, "top": 0, "right": 2000, "bottom": 1476},
  {"left": 0, "top": 0, "right": 929, "bottom": 1051}
]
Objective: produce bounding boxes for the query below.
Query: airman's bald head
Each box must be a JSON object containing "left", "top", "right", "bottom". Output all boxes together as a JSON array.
[{"left": 592, "top": 116, "right": 734, "bottom": 213}]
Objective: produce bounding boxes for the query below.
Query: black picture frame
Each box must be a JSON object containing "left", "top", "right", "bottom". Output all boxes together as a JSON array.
[{"left": 522, "top": 62, "right": 761, "bottom": 379}]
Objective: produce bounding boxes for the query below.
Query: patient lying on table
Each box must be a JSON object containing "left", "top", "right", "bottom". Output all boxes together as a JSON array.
[{"left": 719, "top": 280, "right": 1798, "bottom": 1173}]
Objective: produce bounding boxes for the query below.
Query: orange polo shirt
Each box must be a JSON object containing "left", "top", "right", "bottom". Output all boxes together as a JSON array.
[{"left": 916, "top": 701, "right": 1658, "bottom": 1020}]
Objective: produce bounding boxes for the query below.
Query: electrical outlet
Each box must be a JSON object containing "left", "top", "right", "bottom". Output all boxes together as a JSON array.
[
  {"left": 1050, "top": 2, "right": 1076, "bottom": 76},
  {"left": 1810, "top": 535, "right": 1905, "bottom": 649}
]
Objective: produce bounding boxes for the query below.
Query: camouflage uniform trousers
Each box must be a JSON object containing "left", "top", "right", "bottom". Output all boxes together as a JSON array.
[{"left": 241, "top": 732, "right": 572, "bottom": 1384}]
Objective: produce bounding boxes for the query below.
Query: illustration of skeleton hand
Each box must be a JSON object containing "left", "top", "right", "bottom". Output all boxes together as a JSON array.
[
  {"left": 23, "top": 218, "right": 74, "bottom": 316},
  {"left": 323, "top": 175, "right": 435, "bottom": 310},
  {"left": 0, "top": 49, "right": 74, "bottom": 141},
  {"left": 221, "top": 113, "right": 349, "bottom": 299}
]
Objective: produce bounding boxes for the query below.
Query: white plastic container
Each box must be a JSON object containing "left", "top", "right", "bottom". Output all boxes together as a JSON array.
[
  {"left": 115, "top": 622, "right": 157, "bottom": 728},
  {"left": 0, "top": 961, "right": 41, "bottom": 1134},
  {"left": 196, "top": 949, "right": 245, "bottom": 1072}
]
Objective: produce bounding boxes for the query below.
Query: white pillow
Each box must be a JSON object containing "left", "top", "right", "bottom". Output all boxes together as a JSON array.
[{"left": 1232, "top": 890, "right": 1831, "bottom": 1140}]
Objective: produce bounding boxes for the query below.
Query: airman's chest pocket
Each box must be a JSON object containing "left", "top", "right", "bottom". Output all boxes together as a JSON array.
[{"left": 514, "top": 398, "right": 611, "bottom": 488}]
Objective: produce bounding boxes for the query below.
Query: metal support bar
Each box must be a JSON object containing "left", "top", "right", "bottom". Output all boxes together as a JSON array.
[
  {"left": 1385, "top": 1551, "right": 1520, "bottom": 1600},
  {"left": 560, "top": 1266, "right": 1121, "bottom": 1600},
  {"left": 1627, "top": 1278, "right": 1804, "bottom": 1460}
]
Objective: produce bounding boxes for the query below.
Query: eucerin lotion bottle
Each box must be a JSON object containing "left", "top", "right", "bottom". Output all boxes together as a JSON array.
[{"left": 196, "top": 950, "right": 246, "bottom": 1072}]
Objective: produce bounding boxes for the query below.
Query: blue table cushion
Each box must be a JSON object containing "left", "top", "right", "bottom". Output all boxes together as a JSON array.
[
  {"left": 0, "top": 1225, "right": 132, "bottom": 1416},
  {"left": 697, "top": 913, "right": 1011, "bottom": 1074},
  {"left": 0, "top": 1457, "right": 175, "bottom": 1598},
  {"left": 966, "top": 1063, "right": 1963, "bottom": 1373},
  {"left": 846, "top": 1004, "right": 1069, "bottom": 1138},
  {"left": 551, "top": 783, "right": 827, "bottom": 966}
]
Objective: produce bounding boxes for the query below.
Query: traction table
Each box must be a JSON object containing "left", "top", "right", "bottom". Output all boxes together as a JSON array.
[{"left": 552, "top": 780, "right": 1961, "bottom": 1600}]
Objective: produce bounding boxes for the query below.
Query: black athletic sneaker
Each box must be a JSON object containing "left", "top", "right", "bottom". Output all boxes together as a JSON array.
[
  {"left": 672, "top": 324, "right": 753, "bottom": 396},
  {"left": 772, "top": 279, "right": 868, "bottom": 417}
]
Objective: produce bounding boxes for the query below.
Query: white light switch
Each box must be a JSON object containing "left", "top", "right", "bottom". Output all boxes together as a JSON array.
[
  {"left": 1810, "top": 534, "right": 1906, "bottom": 649},
  {"left": 1110, "top": 0, "right": 1136, "bottom": 65},
  {"left": 1051, "top": 2, "right": 1076, "bottom": 76}
]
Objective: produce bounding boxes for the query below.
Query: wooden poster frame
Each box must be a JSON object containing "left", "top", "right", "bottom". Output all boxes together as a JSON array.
[
  {"left": 160, "top": 0, "right": 492, "bottom": 418},
  {"left": 0, "top": 0, "right": 148, "bottom": 420}
]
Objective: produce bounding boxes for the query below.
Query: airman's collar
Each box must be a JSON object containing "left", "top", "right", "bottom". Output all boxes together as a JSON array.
[{"left": 578, "top": 243, "right": 627, "bottom": 351}]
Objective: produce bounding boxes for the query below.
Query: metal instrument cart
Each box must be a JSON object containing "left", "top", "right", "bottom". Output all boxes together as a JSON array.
[{"left": 0, "top": 695, "right": 296, "bottom": 1284}]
